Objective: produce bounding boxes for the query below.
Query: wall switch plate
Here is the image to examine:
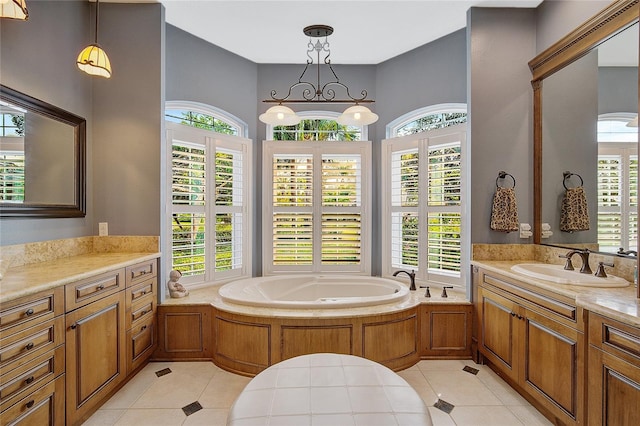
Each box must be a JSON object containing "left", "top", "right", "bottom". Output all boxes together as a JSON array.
[{"left": 98, "top": 222, "right": 108, "bottom": 236}]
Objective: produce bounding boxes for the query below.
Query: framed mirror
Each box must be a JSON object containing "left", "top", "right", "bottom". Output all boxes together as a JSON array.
[
  {"left": 530, "top": 1, "right": 639, "bottom": 255},
  {"left": 0, "top": 85, "right": 86, "bottom": 218}
]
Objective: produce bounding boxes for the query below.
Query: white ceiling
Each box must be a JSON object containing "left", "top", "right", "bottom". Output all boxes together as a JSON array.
[{"left": 151, "top": 0, "right": 543, "bottom": 64}]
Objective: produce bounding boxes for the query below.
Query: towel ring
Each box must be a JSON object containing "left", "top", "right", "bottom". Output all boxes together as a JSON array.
[
  {"left": 496, "top": 171, "right": 516, "bottom": 188},
  {"left": 563, "top": 171, "right": 583, "bottom": 190}
]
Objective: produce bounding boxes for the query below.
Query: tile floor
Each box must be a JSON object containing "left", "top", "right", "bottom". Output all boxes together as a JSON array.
[{"left": 83, "top": 359, "right": 552, "bottom": 426}]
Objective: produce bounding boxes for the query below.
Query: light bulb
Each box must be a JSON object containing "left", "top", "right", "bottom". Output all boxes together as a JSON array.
[
  {"left": 277, "top": 112, "right": 284, "bottom": 120},
  {"left": 354, "top": 112, "right": 361, "bottom": 120}
]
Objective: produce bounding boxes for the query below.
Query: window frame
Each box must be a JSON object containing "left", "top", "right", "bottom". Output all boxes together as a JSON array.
[
  {"left": 164, "top": 108, "right": 252, "bottom": 289},
  {"left": 262, "top": 140, "right": 372, "bottom": 275},
  {"left": 265, "top": 110, "right": 368, "bottom": 141}
]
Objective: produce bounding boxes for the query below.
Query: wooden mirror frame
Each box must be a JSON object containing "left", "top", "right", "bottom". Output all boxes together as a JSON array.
[
  {"left": 529, "top": 0, "right": 639, "bottom": 298},
  {"left": 0, "top": 85, "right": 86, "bottom": 218}
]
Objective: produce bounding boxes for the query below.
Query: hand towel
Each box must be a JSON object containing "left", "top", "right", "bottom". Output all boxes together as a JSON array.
[
  {"left": 560, "top": 186, "right": 590, "bottom": 232},
  {"left": 490, "top": 187, "right": 519, "bottom": 232}
]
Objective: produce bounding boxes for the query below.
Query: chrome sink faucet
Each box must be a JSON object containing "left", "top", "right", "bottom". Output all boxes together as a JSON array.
[
  {"left": 393, "top": 269, "right": 416, "bottom": 291},
  {"left": 560, "top": 249, "right": 592, "bottom": 274}
]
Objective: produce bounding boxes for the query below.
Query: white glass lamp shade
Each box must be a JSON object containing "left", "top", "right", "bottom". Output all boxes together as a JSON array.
[
  {"left": 0, "top": 0, "right": 28, "bottom": 20},
  {"left": 336, "top": 105, "right": 378, "bottom": 126},
  {"left": 259, "top": 105, "right": 301, "bottom": 125},
  {"left": 627, "top": 115, "right": 638, "bottom": 128},
  {"left": 77, "top": 44, "right": 112, "bottom": 78}
]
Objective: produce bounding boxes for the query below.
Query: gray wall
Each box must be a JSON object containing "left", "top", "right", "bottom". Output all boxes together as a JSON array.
[
  {"left": 0, "top": 1, "right": 164, "bottom": 246},
  {"left": 0, "top": 0, "right": 93, "bottom": 245},
  {"left": 599, "top": 66, "right": 639, "bottom": 114},
  {"left": 467, "top": 7, "right": 537, "bottom": 244}
]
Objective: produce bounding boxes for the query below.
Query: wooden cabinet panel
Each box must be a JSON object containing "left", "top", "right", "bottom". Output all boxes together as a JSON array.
[
  {"left": 127, "top": 315, "right": 155, "bottom": 374},
  {"left": 215, "top": 316, "right": 271, "bottom": 370},
  {"left": 155, "top": 306, "right": 212, "bottom": 360},
  {"left": 65, "top": 269, "right": 124, "bottom": 312},
  {"left": 0, "top": 317, "right": 64, "bottom": 368},
  {"left": 0, "top": 287, "right": 64, "bottom": 335},
  {"left": 362, "top": 313, "right": 417, "bottom": 366},
  {"left": 0, "top": 375, "right": 65, "bottom": 426},
  {"left": 421, "top": 304, "right": 472, "bottom": 358},
  {"left": 125, "top": 259, "right": 157, "bottom": 287},
  {"left": 66, "top": 291, "right": 126, "bottom": 425},
  {"left": 281, "top": 325, "right": 352, "bottom": 360}
]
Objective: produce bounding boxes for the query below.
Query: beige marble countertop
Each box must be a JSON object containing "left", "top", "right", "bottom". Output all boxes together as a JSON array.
[
  {"left": 472, "top": 260, "right": 640, "bottom": 328},
  {"left": 0, "top": 252, "right": 160, "bottom": 305},
  {"left": 161, "top": 282, "right": 470, "bottom": 319}
]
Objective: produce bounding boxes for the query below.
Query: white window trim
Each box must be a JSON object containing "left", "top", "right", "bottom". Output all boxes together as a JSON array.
[
  {"left": 166, "top": 100, "right": 249, "bottom": 138},
  {"left": 382, "top": 124, "right": 467, "bottom": 290},
  {"left": 164, "top": 120, "right": 253, "bottom": 289},
  {"left": 386, "top": 103, "right": 467, "bottom": 139},
  {"left": 262, "top": 140, "right": 372, "bottom": 275},
  {"left": 264, "top": 110, "right": 368, "bottom": 141}
]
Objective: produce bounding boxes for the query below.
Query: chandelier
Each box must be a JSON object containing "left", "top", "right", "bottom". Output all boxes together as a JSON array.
[{"left": 259, "top": 24, "right": 378, "bottom": 126}]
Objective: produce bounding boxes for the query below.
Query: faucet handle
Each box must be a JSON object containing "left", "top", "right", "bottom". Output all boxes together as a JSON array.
[
  {"left": 594, "top": 261, "right": 615, "bottom": 278},
  {"left": 441, "top": 286, "right": 453, "bottom": 298},
  {"left": 560, "top": 256, "right": 574, "bottom": 271},
  {"left": 424, "top": 286, "right": 431, "bottom": 298}
]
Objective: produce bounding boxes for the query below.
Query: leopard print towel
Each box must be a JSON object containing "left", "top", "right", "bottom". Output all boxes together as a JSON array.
[
  {"left": 560, "top": 186, "right": 589, "bottom": 232},
  {"left": 490, "top": 187, "right": 519, "bottom": 233}
]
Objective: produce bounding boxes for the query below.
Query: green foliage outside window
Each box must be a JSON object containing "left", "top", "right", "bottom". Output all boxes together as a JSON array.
[{"left": 274, "top": 119, "right": 360, "bottom": 141}]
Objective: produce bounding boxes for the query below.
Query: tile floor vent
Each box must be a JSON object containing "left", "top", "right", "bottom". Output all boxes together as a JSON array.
[
  {"left": 182, "top": 401, "right": 203, "bottom": 416},
  {"left": 463, "top": 365, "right": 479, "bottom": 375},
  {"left": 155, "top": 367, "right": 172, "bottom": 377},
  {"left": 434, "top": 398, "right": 455, "bottom": 414}
]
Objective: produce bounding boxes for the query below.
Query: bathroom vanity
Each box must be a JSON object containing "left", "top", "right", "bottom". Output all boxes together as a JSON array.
[
  {"left": 472, "top": 258, "right": 640, "bottom": 426},
  {"left": 0, "top": 240, "right": 159, "bottom": 426}
]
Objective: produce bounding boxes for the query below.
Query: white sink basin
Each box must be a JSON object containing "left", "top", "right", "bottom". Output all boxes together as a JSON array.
[{"left": 510, "top": 263, "right": 629, "bottom": 287}]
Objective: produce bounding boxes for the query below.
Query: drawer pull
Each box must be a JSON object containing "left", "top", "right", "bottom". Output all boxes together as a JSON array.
[
  {"left": 510, "top": 312, "right": 516, "bottom": 317},
  {"left": 141, "top": 291, "right": 147, "bottom": 295},
  {"left": 141, "top": 310, "right": 148, "bottom": 315},
  {"left": 25, "top": 342, "right": 34, "bottom": 350},
  {"left": 96, "top": 284, "right": 105, "bottom": 291},
  {"left": 25, "top": 308, "right": 35, "bottom": 316},
  {"left": 25, "top": 376, "right": 35, "bottom": 384},
  {"left": 70, "top": 323, "right": 77, "bottom": 330},
  {"left": 25, "top": 400, "right": 35, "bottom": 409},
  {"left": 141, "top": 325, "right": 147, "bottom": 331}
]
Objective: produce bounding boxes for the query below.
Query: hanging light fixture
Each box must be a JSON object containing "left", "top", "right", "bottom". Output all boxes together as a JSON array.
[
  {"left": 260, "top": 24, "right": 376, "bottom": 125},
  {"left": 0, "top": 0, "right": 28, "bottom": 20},
  {"left": 77, "top": 0, "right": 112, "bottom": 78},
  {"left": 626, "top": 115, "right": 638, "bottom": 128}
]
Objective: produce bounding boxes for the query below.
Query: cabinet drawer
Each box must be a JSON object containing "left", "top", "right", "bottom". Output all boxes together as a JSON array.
[
  {"left": 589, "top": 312, "right": 640, "bottom": 364},
  {"left": 126, "top": 259, "right": 157, "bottom": 287},
  {"left": 0, "top": 316, "right": 64, "bottom": 367},
  {"left": 0, "top": 287, "right": 64, "bottom": 334},
  {"left": 127, "top": 315, "right": 155, "bottom": 374},
  {"left": 126, "top": 277, "right": 155, "bottom": 304},
  {"left": 0, "top": 345, "right": 64, "bottom": 409},
  {"left": 128, "top": 295, "right": 155, "bottom": 330},
  {"left": 65, "top": 268, "right": 124, "bottom": 311},
  {"left": 0, "top": 375, "right": 65, "bottom": 426}
]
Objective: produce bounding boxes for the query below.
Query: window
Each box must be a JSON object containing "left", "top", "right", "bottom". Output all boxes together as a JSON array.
[
  {"left": 165, "top": 103, "right": 251, "bottom": 287},
  {"left": 266, "top": 111, "right": 366, "bottom": 141},
  {"left": 597, "top": 115, "right": 638, "bottom": 252},
  {"left": 383, "top": 105, "right": 466, "bottom": 287},
  {"left": 263, "top": 140, "right": 371, "bottom": 274}
]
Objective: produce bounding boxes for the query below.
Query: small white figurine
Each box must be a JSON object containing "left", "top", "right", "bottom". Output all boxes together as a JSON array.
[{"left": 167, "top": 269, "right": 189, "bottom": 298}]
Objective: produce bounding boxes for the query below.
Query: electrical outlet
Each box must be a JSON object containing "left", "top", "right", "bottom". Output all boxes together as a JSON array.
[{"left": 98, "top": 222, "right": 108, "bottom": 236}]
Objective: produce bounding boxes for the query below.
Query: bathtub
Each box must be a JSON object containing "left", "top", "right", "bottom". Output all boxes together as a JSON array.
[{"left": 219, "top": 275, "right": 411, "bottom": 309}]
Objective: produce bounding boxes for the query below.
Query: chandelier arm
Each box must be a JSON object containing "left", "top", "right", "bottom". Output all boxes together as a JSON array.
[{"left": 269, "top": 81, "right": 317, "bottom": 103}]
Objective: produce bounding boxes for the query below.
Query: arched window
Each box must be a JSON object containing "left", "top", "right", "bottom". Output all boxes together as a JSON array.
[
  {"left": 382, "top": 104, "right": 468, "bottom": 288},
  {"left": 597, "top": 113, "right": 638, "bottom": 251},
  {"left": 164, "top": 101, "right": 252, "bottom": 288},
  {"left": 266, "top": 111, "right": 367, "bottom": 141}
]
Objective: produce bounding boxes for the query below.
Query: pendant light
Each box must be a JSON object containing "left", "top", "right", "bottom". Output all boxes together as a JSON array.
[
  {"left": 0, "top": 0, "right": 28, "bottom": 20},
  {"left": 336, "top": 105, "right": 379, "bottom": 126},
  {"left": 259, "top": 105, "right": 301, "bottom": 126},
  {"left": 77, "top": 0, "right": 112, "bottom": 78}
]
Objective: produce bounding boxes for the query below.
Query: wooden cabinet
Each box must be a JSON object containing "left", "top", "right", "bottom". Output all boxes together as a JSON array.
[
  {"left": 65, "top": 290, "right": 126, "bottom": 425},
  {"left": 154, "top": 305, "right": 213, "bottom": 361},
  {"left": 124, "top": 261, "right": 157, "bottom": 374},
  {"left": 475, "top": 268, "right": 584, "bottom": 425},
  {"left": 420, "top": 304, "right": 472, "bottom": 358},
  {"left": 0, "top": 287, "right": 65, "bottom": 426},
  {"left": 588, "top": 313, "right": 640, "bottom": 426}
]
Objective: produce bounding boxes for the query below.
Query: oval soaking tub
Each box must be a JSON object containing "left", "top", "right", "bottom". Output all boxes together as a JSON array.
[{"left": 219, "top": 275, "right": 410, "bottom": 309}]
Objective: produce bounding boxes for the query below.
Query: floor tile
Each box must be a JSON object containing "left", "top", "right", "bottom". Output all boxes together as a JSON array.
[
  {"left": 508, "top": 404, "right": 554, "bottom": 425},
  {"left": 450, "top": 405, "right": 525, "bottom": 426},
  {"left": 113, "top": 408, "right": 187, "bottom": 425},
  {"left": 423, "top": 369, "right": 503, "bottom": 406},
  {"left": 83, "top": 409, "right": 125, "bottom": 426},
  {"left": 181, "top": 408, "right": 229, "bottom": 426}
]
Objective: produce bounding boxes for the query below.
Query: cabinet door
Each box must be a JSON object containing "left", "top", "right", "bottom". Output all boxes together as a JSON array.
[
  {"left": 478, "top": 287, "right": 520, "bottom": 382},
  {"left": 421, "top": 304, "right": 472, "bottom": 358},
  {"left": 588, "top": 346, "right": 640, "bottom": 426},
  {"left": 66, "top": 291, "right": 126, "bottom": 425},
  {"left": 522, "top": 308, "right": 583, "bottom": 423}
]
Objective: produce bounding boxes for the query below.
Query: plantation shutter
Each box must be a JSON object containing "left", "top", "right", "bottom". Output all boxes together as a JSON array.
[
  {"left": 390, "top": 149, "right": 419, "bottom": 268},
  {"left": 0, "top": 152, "right": 25, "bottom": 202}
]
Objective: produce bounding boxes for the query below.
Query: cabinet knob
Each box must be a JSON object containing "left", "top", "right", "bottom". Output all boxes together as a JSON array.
[
  {"left": 70, "top": 323, "right": 77, "bottom": 330},
  {"left": 511, "top": 312, "right": 516, "bottom": 317},
  {"left": 96, "top": 284, "right": 105, "bottom": 290},
  {"left": 25, "top": 342, "right": 34, "bottom": 350},
  {"left": 25, "top": 308, "right": 34, "bottom": 316},
  {"left": 25, "top": 376, "right": 35, "bottom": 384},
  {"left": 25, "top": 400, "right": 35, "bottom": 409},
  {"left": 141, "top": 325, "right": 147, "bottom": 331}
]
